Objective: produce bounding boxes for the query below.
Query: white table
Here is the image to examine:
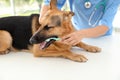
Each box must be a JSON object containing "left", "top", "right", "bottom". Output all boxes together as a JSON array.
[{"left": 0, "top": 33, "right": 120, "bottom": 80}]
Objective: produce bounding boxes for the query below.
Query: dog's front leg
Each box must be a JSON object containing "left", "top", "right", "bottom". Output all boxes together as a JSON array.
[
  {"left": 36, "top": 50, "right": 88, "bottom": 62},
  {"left": 76, "top": 42, "right": 101, "bottom": 53},
  {"left": 61, "top": 50, "right": 88, "bottom": 62}
]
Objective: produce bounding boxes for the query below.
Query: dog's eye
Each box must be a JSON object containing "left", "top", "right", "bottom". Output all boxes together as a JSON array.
[{"left": 44, "top": 25, "right": 52, "bottom": 30}]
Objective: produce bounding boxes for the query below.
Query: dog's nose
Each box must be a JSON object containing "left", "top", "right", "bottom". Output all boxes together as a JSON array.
[{"left": 29, "top": 38, "right": 37, "bottom": 44}]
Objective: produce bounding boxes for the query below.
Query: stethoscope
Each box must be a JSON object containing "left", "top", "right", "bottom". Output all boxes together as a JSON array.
[{"left": 84, "top": 0, "right": 108, "bottom": 27}]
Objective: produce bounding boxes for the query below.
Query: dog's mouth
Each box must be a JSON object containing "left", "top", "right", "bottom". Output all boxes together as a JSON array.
[
  {"left": 39, "top": 37, "right": 60, "bottom": 50},
  {"left": 39, "top": 39, "right": 55, "bottom": 50},
  {"left": 30, "top": 35, "right": 60, "bottom": 50}
]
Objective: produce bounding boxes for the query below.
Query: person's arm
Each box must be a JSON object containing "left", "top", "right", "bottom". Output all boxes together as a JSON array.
[
  {"left": 62, "top": 1, "right": 119, "bottom": 46},
  {"left": 78, "top": 25, "right": 108, "bottom": 38},
  {"left": 62, "top": 25, "right": 108, "bottom": 46}
]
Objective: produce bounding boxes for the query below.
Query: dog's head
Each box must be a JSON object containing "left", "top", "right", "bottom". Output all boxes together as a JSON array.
[{"left": 30, "top": 0, "right": 74, "bottom": 49}]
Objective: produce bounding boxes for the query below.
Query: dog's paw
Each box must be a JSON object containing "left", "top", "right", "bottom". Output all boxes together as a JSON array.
[
  {"left": 71, "top": 54, "right": 88, "bottom": 62},
  {"left": 85, "top": 46, "right": 101, "bottom": 53},
  {"left": 0, "top": 49, "right": 10, "bottom": 55}
]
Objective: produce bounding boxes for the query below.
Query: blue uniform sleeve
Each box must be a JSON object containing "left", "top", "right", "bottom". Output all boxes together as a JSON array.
[
  {"left": 43, "top": 0, "right": 66, "bottom": 9},
  {"left": 98, "top": 1, "right": 120, "bottom": 29}
]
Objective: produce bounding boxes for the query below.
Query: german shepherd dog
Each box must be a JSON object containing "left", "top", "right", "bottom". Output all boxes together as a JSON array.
[{"left": 0, "top": 0, "right": 101, "bottom": 62}]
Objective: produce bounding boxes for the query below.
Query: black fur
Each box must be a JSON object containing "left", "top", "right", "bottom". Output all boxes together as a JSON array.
[{"left": 0, "top": 14, "right": 39, "bottom": 49}]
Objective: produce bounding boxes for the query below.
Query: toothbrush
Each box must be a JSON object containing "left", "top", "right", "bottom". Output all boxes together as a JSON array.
[{"left": 45, "top": 38, "right": 61, "bottom": 42}]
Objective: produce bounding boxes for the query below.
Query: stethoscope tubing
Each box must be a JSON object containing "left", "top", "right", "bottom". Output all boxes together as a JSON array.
[{"left": 88, "top": 0, "right": 109, "bottom": 27}]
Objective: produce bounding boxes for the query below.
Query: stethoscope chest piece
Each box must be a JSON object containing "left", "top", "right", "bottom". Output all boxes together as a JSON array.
[{"left": 84, "top": 1, "right": 91, "bottom": 8}]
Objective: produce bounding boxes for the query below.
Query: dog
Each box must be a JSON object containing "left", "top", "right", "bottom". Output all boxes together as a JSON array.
[{"left": 0, "top": 0, "right": 101, "bottom": 62}]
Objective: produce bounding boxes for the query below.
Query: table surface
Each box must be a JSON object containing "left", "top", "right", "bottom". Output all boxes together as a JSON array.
[{"left": 0, "top": 33, "right": 120, "bottom": 80}]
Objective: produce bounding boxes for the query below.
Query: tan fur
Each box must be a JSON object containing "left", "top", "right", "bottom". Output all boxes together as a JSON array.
[
  {"left": 0, "top": 30, "right": 12, "bottom": 54},
  {"left": 32, "top": 15, "right": 40, "bottom": 33}
]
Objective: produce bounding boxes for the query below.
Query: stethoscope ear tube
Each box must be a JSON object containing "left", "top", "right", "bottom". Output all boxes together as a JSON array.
[
  {"left": 89, "top": 9, "right": 104, "bottom": 27},
  {"left": 88, "top": 0, "right": 108, "bottom": 27}
]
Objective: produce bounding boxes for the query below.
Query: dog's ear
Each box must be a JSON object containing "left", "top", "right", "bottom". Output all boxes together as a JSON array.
[
  {"left": 63, "top": 11, "right": 74, "bottom": 20},
  {"left": 32, "top": 16, "right": 41, "bottom": 34},
  {"left": 63, "top": 11, "right": 74, "bottom": 17},
  {"left": 69, "top": 11, "right": 74, "bottom": 16},
  {"left": 50, "top": 0, "right": 57, "bottom": 10}
]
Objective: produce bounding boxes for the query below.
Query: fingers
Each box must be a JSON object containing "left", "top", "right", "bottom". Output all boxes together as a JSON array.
[
  {"left": 69, "top": 40, "right": 78, "bottom": 46},
  {"left": 61, "top": 31, "right": 82, "bottom": 46},
  {"left": 62, "top": 34, "right": 72, "bottom": 43},
  {"left": 61, "top": 35, "right": 78, "bottom": 46},
  {"left": 62, "top": 34, "right": 71, "bottom": 41}
]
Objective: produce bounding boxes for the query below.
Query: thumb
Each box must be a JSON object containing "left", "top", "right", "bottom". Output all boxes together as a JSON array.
[{"left": 62, "top": 34, "right": 71, "bottom": 41}]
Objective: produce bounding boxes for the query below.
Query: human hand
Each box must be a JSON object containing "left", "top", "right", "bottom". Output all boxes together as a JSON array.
[{"left": 61, "top": 31, "right": 84, "bottom": 46}]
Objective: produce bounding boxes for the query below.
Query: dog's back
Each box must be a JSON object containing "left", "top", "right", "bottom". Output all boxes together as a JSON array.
[{"left": 0, "top": 14, "right": 39, "bottom": 49}]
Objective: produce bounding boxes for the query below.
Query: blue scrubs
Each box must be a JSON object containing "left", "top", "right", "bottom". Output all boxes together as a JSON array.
[{"left": 44, "top": 0, "right": 120, "bottom": 35}]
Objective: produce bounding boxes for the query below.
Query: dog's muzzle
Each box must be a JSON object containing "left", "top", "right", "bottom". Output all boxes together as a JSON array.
[{"left": 29, "top": 35, "right": 58, "bottom": 50}]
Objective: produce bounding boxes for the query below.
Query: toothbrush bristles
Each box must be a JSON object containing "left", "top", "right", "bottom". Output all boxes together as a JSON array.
[{"left": 45, "top": 38, "right": 61, "bottom": 42}]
